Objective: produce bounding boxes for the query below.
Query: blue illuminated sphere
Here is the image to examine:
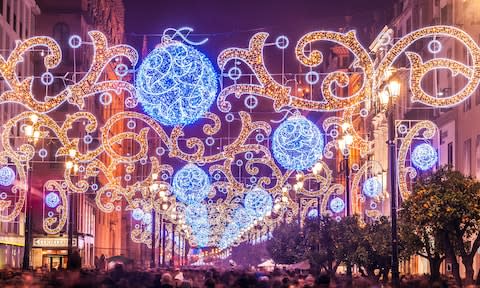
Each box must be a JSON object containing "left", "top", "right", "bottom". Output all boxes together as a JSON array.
[
  {"left": 244, "top": 187, "right": 273, "bottom": 218},
  {"left": 135, "top": 41, "right": 218, "bottom": 126},
  {"left": 411, "top": 143, "right": 438, "bottom": 171},
  {"left": 233, "top": 207, "right": 253, "bottom": 229},
  {"left": 330, "top": 197, "right": 345, "bottom": 213},
  {"left": 45, "top": 192, "right": 60, "bottom": 208},
  {"left": 172, "top": 164, "right": 210, "bottom": 204},
  {"left": 362, "top": 177, "right": 383, "bottom": 198},
  {"left": 0, "top": 166, "right": 15, "bottom": 186},
  {"left": 131, "top": 208, "right": 144, "bottom": 221},
  {"left": 272, "top": 116, "right": 324, "bottom": 171},
  {"left": 307, "top": 209, "right": 318, "bottom": 218},
  {"left": 185, "top": 203, "right": 209, "bottom": 228}
]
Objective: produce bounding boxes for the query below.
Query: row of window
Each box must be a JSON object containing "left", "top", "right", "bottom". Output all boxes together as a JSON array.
[
  {"left": 0, "top": 0, "right": 29, "bottom": 39},
  {"left": 463, "top": 135, "right": 480, "bottom": 179}
]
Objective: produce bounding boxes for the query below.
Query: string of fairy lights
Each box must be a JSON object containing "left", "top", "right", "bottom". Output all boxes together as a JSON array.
[{"left": 0, "top": 24, "right": 476, "bottom": 252}]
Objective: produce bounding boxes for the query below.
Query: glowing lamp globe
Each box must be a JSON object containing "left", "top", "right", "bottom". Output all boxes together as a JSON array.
[
  {"left": 131, "top": 208, "right": 144, "bottom": 221},
  {"left": 272, "top": 116, "right": 324, "bottom": 171},
  {"left": 0, "top": 166, "right": 15, "bottom": 186},
  {"left": 411, "top": 143, "right": 438, "bottom": 171},
  {"left": 244, "top": 187, "right": 273, "bottom": 218},
  {"left": 135, "top": 41, "right": 218, "bottom": 126},
  {"left": 45, "top": 192, "right": 60, "bottom": 208},
  {"left": 362, "top": 177, "right": 383, "bottom": 198},
  {"left": 172, "top": 164, "right": 211, "bottom": 204},
  {"left": 330, "top": 197, "right": 345, "bottom": 214}
]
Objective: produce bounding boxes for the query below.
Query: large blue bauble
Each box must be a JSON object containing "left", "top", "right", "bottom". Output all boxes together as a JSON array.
[
  {"left": 232, "top": 207, "right": 253, "bottom": 229},
  {"left": 272, "top": 116, "right": 324, "bottom": 171},
  {"left": 362, "top": 177, "right": 383, "bottom": 198},
  {"left": 411, "top": 143, "right": 438, "bottom": 171},
  {"left": 135, "top": 41, "right": 218, "bottom": 126},
  {"left": 244, "top": 187, "right": 273, "bottom": 218},
  {"left": 172, "top": 164, "right": 211, "bottom": 204}
]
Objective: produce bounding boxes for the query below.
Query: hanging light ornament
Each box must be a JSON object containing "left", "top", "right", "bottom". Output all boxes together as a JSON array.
[
  {"left": 411, "top": 143, "right": 438, "bottom": 171},
  {"left": 272, "top": 116, "right": 324, "bottom": 171}
]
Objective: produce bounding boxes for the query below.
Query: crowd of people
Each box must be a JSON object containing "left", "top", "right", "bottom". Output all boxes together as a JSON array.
[{"left": 0, "top": 263, "right": 457, "bottom": 288}]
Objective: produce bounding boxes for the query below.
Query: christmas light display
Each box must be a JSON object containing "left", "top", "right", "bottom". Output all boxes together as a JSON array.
[
  {"left": 272, "top": 116, "right": 324, "bottom": 171},
  {"left": 362, "top": 177, "right": 383, "bottom": 198},
  {"left": 411, "top": 143, "right": 438, "bottom": 171},
  {"left": 135, "top": 41, "right": 218, "bottom": 126},
  {"left": 330, "top": 197, "right": 345, "bottom": 214},
  {"left": 132, "top": 208, "right": 145, "bottom": 221},
  {"left": 0, "top": 24, "right": 475, "bottom": 251},
  {"left": 45, "top": 192, "right": 60, "bottom": 208},
  {"left": 244, "top": 187, "right": 273, "bottom": 218},
  {"left": 307, "top": 209, "right": 318, "bottom": 218},
  {"left": 172, "top": 164, "right": 211, "bottom": 204},
  {"left": 0, "top": 166, "right": 15, "bottom": 186}
]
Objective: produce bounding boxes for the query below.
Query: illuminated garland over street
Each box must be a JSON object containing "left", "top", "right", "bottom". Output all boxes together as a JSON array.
[{"left": 0, "top": 24, "right": 477, "bottom": 250}]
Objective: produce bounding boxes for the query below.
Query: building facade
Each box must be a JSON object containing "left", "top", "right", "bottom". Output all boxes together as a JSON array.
[{"left": 0, "top": 0, "right": 40, "bottom": 269}]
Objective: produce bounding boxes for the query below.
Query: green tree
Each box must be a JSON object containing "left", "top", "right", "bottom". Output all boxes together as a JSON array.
[
  {"left": 400, "top": 195, "right": 446, "bottom": 282},
  {"left": 403, "top": 166, "right": 480, "bottom": 286},
  {"left": 266, "top": 222, "right": 306, "bottom": 264}
]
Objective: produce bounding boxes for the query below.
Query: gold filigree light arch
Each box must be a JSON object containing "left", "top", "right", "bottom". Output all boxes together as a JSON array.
[{"left": 0, "top": 25, "right": 477, "bottom": 250}]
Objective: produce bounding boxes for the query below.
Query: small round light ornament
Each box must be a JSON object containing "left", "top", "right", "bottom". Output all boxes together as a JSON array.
[
  {"left": 307, "top": 209, "right": 318, "bottom": 218},
  {"left": 362, "top": 177, "right": 383, "bottom": 198},
  {"left": 0, "top": 166, "right": 15, "bottom": 186},
  {"left": 185, "top": 203, "right": 209, "bottom": 228},
  {"left": 244, "top": 187, "right": 273, "bottom": 218},
  {"left": 45, "top": 192, "right": 60, "bottom": 208},
  {"left": 411, "top": 143, "right": 438, "bottom": 171},
  {"left": 172, "top": 164, "right": 210, "bottom": 204},
  {"left": 135, "top": 40, "right": 218, "bottom": 126},
  {"left": 272, "top": 116, "right": 324, "bottom": 171},
  {"left": 132, "top": 208, "right": 144, "bottom": 221},
  {"left": 142, "top": 213, "right": 152, "bottom": 225},
  {"left": 330, "top": 197, "right": 345, "bottom": 213}
]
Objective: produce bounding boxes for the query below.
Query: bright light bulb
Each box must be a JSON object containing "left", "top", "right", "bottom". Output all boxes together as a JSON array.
[
  {"left": 33, "top": 130, "right": 40, "bottom": 140},
  {"left": 29, "top": 114, "right": 39, "bottom": 124},
  {"left": 389, "top": 80, "right": 401, "bottom": 98},
  {"left": 344, "top": 134, "right": 354, "bottom": 146},
  {"left": 152, "top": 173, "right": 158, "bottom": 180},
  {"left": 281, "top": 196, "right": 288, "bottom": 203},
  {"left": 341, "top": 122, "right": 350, "bottom": 131},
  {"left": 159, "top": 190, "right": 166, "bottom": 198},
  {"left": 162, "top": 203, "right": 168, "bottom": 210},
  {"left": 380, "top": 90, "right": 390, "bottom": 105},
  {"left": 68, "top": 148, "right": 77, "bottom": 158},
  {"left": 282, "top": 187, "right": 288, "bottom": 193},
  {"left": 73, "top": 164, "right": 79, "bottom": 173},
  {"left": 150, "top": 183, "right": 159, "bottom": 191},
  {"left": 296, "top": 173, "right": 303, "bottom": 181},
  {"left": 66, "top": 161, "right": 73, "bottom": 169},
  {"left": 24, "top": 125, "right": 33, "bottom": 137}
]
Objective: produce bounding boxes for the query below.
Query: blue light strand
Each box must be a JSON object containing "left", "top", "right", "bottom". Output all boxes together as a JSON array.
[
  {"left": 272, "top": 116, "right": 324, "bottom": 171},
  {"left": 411, "top": 143, "right": 438, "bottom": 171},
  {"left": 172, "top": 164, "right": 211, "bottom": 204},
  {"left": 135, "top": 41, "right": 218, "bottom": 126}
]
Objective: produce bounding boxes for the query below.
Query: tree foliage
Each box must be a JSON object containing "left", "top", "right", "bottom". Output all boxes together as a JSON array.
[
  {"left": 266, "top": 222, "right": 306, "bottom": 264},
  {"left": 401, "top": 166, "right": 480, "bottom": 285}
]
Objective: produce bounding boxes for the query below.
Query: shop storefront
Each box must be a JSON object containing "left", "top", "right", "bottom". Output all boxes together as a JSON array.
[
  {"left": 32, "top": 237, "right": 80, "bottom": 270},
  {"left": 0, "top": 235, "right": 24, "bottom": 268}
]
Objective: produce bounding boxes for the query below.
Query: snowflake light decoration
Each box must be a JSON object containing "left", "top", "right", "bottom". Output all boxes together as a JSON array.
[
  {"left": 135, "top": 41, "right": 218, "bottom": 126},
  {"left": 185, "top": 203, "right": 209, "bottom": 228},
  {"left": 330, "top": 197, "right": 345, "bottom": 213},
  {"left": 0, "top": 167, "right": 15, "bottom": 187},
  {"left": 172, "top": 164, "right": 211, "bottom": 204},
  {"left": 307, "top": 208, "right": 318, "bottom": 218},
  {"left": 131, "top": 208, "right": 144, "bottom": 221},
  {"left": 272, "top": 116, "right": 324, "bottom": 171},
  {"left": 362, "top": 177, "right": 383, "bottom": 198},
  {"left": 244, "top": 187, "right": 273, "bottom": 218},
  {"left": 45, "top": 192, "right": 60, "bottom": 208},
  {"left": 411, "top": 143, "right": 438, "bottom": 171}
]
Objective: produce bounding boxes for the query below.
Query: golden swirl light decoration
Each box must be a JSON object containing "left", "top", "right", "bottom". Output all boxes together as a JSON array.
[
  {"left": 42, "top": 180, "right": 68, "bottom": 234},
  {"left": 397, "top": 120, "right": 438, "bottom": 199},
  {"left": 0, "top": 26, "right": 474, "bottom": 250}
]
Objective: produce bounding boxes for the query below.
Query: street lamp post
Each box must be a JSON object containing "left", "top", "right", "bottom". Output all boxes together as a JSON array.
[
  {"left": 66, "top": 148, "right": 78, "bottom": 270},
  {"left": 380, "top": 80, "right": 401, "bottom": 287},
  {"left": 338, "top": 133, "right": 353, "bottom": 217},
  {"left": 22, "top": 114, "right": 40, "bottom": 270}
]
